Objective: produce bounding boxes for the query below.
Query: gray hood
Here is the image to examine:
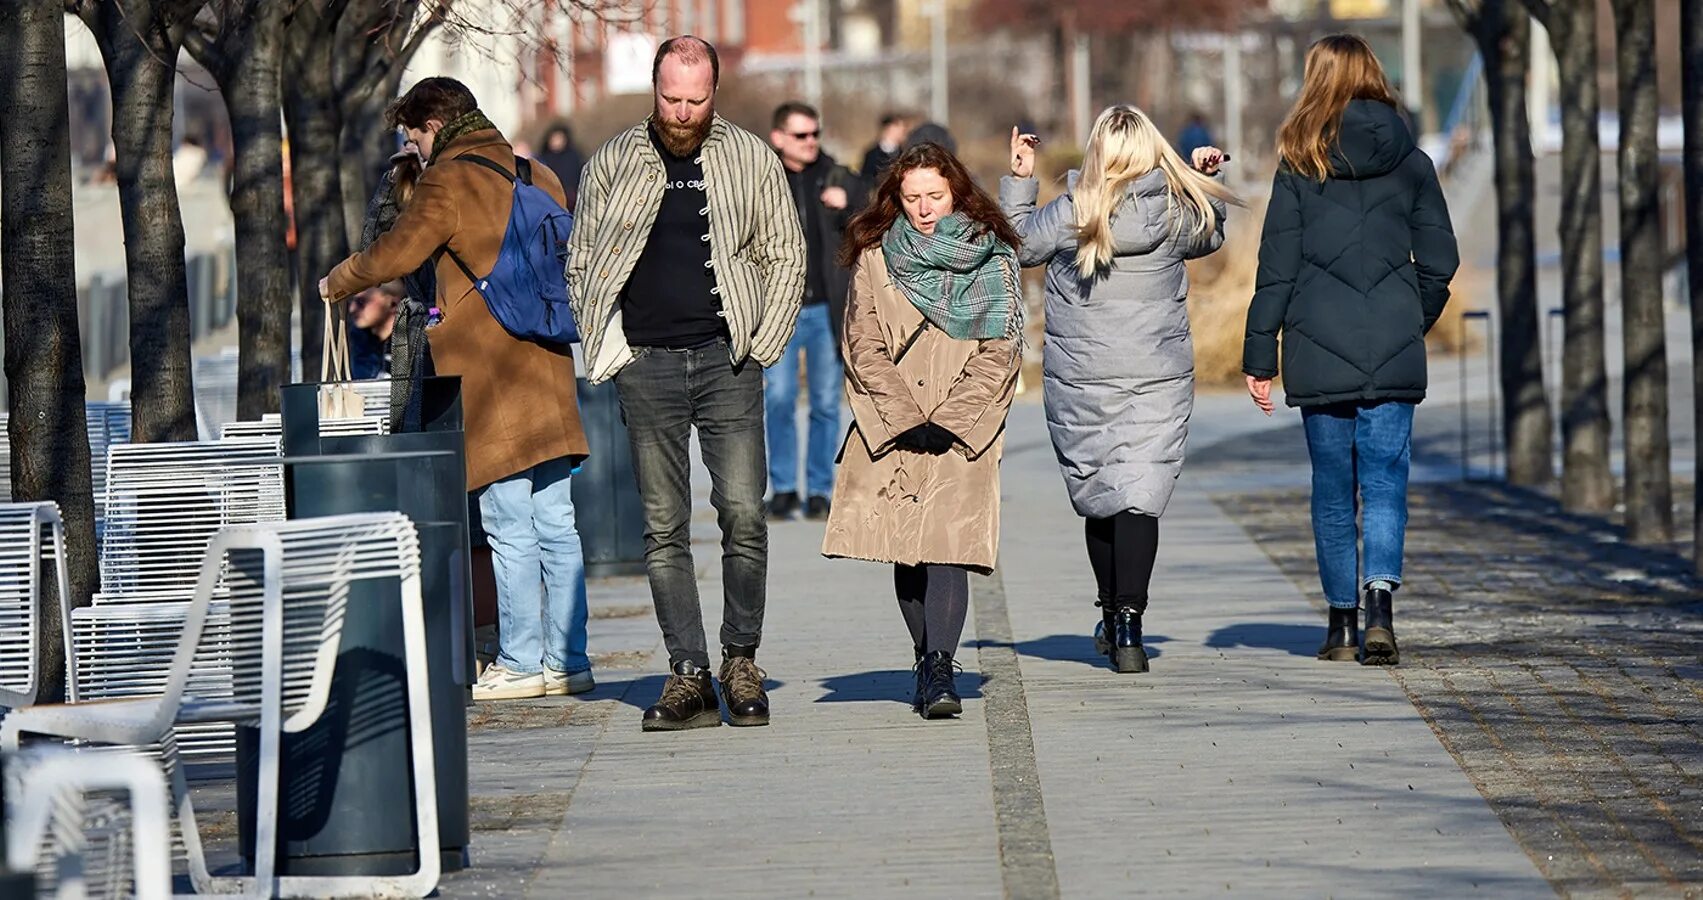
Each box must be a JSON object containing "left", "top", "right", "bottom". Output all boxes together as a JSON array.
[{"left": 1065, "top": 168, "right": 1175, "bottom": 256}]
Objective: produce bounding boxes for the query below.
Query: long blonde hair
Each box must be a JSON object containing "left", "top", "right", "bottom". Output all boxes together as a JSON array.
[
  {"left": 1276, "top": 34, "right": 1400, "bottom": 182},
  {"left": 1072, "top": 105, "right": 1237, "bottom": 279}
]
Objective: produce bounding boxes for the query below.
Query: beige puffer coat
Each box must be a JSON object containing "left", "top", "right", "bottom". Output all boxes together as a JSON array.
[{"left": 821, "top": 247, "right": 1021, "bottom": 574}]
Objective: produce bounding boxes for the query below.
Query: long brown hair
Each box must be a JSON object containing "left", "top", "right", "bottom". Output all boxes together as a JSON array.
[
  {"left": 838, "top": 143, "right": 1021, "bottom": 267},
  {"left": 390, "top": 152, "right": 424, "bottom": 208},
  {"left": 1275, "top": 34, "right": 1399, "bottom": 182}
]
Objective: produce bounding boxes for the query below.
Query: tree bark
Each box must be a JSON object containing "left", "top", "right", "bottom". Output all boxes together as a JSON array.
[
  {"left": 188, "top": 2, "right": 295, "bottom": 420},
  {"left": 1682, "top": 0, "right": 1703, "bottom": 572},
  {"left": 283, "top": 1, "right": 343, "bottom": 378},
  {"left": 76, "top": 0, "right": 201, "bottom": 443},
  {"left": 1453, "top": 0, "right": 1551, "bottom": 485},
  {"left": 1522, "top": 0, "right": 1616, "bottom": 511},
  {"left": 0, "top": 0, "right": 101, "bottom": 703},
  {"left": 332, "top": 0, "right": 438, "bottom": 243},
  {"left": 1611, "top": 0, "right": 1673, "bottom": 544}
]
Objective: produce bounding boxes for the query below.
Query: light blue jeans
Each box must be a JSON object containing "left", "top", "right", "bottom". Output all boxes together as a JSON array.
[
  {"left": 1301, "top": 401, "right": 1415, "bottom": 609},
  {"left": 476, "top": 456, "right": 590, "bottom": 674},
  {"left": 764, "top": 302, "right": 842, "bottom": 499}
]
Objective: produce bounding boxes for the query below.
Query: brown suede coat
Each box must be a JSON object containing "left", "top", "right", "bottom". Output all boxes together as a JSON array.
[
  {"left": 821, "top": 247, "right": 1021, "bottom": 574},
  {"left": 328, "top": 128, "right": 588, "bottom": 490}
]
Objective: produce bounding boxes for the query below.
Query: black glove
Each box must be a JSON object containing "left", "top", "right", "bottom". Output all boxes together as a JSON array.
[{"left": 893, "top": 422, "right": 958, "bottom": 455}]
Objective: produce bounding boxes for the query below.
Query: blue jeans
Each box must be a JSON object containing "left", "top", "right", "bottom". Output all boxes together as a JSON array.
[
  {"left": 1301, "top": 401, "right": 1415, "bottom": 609},
  {"left": 476, "top": 456, "right": 590, "bottom": 674},
  {"left": 763, "top": 302, "right": 842, "bottom": 499}
]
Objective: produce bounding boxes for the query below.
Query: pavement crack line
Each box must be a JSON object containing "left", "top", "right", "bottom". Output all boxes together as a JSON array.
[{"left": 973, "top": 569, "right": 1062, "bottom": 900}]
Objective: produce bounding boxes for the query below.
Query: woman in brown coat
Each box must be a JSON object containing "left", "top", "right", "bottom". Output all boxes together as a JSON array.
[{"left": 822, "top": 143, "right": 1023, "bottom": 719}]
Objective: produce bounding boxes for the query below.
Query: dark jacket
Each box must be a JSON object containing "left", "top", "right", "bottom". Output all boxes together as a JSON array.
[
  {"left": 537, "top": 124, "right": 585, "bottom": 211},
  {"left": 787, "top": 151, "right": 866, "bottom": 341},
  {"left": 1244, "top": 99, "right": 1459, "bottom": 407}
]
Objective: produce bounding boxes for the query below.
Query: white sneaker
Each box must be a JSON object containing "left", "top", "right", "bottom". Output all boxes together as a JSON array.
[
  {"left": 472, "top": 664, "right": 545, "bottom": 701},
  {"left": 545, "top": 667, "right": 596, "bottom": 696}
]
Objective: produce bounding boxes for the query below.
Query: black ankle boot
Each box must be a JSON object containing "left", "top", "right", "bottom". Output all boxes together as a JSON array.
[
  {"left": 1093, "top": 600, "right": 1149, "bottom": 673},
  {"left": 1317, "top": 607, "right": 1359, "bottom": 662},
  {"left": 641, "top": 659, "right": 721, "bottom": 731},
  {"left": 919, "top": 651, "right": 961, "bottom": 718},
  {"left": 1360, "top": 588, "right": 1399, "bottom": 665}
]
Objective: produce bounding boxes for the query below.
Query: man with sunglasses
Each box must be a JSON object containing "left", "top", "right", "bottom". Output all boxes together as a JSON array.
[{"left": 765, "top": 101, "right": 867, "bottom": 522}]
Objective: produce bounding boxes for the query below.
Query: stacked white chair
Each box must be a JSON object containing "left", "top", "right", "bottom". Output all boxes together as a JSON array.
[
  {"left": 83, "top": 402, "right": 132, "bottom": 522},
  {"left": 0, "top": 415, "right": 10, "bottom": 503},
  {"left": 68, "top": 437, "right": 286, "bottom": 767},
  {"left": 6, "top": 513, "right": 441, "bottom": 899},
  {"left": 0, "top": 503, "right": 69, "bottom": 711},
  {"left": 4, "top": 746, "right": 173, "bottom": 900},
  {"left": 219, "top": 413, "right": 388, "bottom": 440}
]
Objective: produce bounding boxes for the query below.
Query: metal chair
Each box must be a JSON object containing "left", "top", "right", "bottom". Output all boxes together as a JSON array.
[
  {"left": 4, "top": 746, "right": 173, "bottom": 900},
  {"left": 0, "top": 503, "right": 69, "bottom": 711},
  {"left": 6, "top": 513, "right": 440, "bottom": 899},
  {"left": 219, "top": 414, "right": 388, "bottom": 440}
]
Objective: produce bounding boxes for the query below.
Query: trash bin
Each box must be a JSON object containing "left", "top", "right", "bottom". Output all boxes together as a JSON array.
[
  {"left": 235, "top": 377, "right": 472, "bottom": 876},
  {"left": 571, "top": 375, "right": 647, "bottom": 577}
]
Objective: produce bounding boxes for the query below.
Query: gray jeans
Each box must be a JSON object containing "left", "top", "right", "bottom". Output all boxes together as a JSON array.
[{"left": 614, "top": 342, "right": 768, "bottom": 668}]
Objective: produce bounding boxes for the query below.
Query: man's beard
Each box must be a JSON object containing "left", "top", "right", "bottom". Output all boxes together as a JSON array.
[{"left": 653, "top": 106, "right": 713, "bottom": 157}]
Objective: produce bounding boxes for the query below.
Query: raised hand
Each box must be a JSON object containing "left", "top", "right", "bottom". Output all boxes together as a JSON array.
[
  {"left": 1192, "top": 145, "right": 1226, "bottom": 176},
  {"left": 1010, "top": 127, "right": 1039, "bottom": 178}
]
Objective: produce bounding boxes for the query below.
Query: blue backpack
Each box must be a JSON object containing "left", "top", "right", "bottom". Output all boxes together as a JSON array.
[{"left": 442, "top": 155, "right": 579, "bottom": 343}]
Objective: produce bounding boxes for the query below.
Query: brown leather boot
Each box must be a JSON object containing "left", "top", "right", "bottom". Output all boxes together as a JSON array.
[
  {"left": 718, "top": 644, "right": 770, "bottom": 727},
  {"left": 641, "top": 660, "right": 721, "bottom": 732}
]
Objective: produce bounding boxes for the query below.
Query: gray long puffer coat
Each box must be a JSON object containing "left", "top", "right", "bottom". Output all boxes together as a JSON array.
[{"left": 1001, "top": 169, "right": 1226, "bottom": 519}]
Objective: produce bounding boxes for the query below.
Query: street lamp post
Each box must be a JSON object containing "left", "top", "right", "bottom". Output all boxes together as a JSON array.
[
  {"left": 1402, "top": 0, "right": 1424, "bottom": 126},
  {"left": 929, "top": 0, "right": 948, "bottom": 124},
  {"left": 793, "top": 0, "right": 823, "bottom": 108}
]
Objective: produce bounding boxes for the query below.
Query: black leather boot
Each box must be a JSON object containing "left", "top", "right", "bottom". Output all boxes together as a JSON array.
[
  {"left": 919, "top": 651, "right": 962, "bottom": 718},
  {"left": 718, "top": 644, "right": 771, "bottom": 726},
  {"left": 641, "top": 659, "right": 721, "bottom": 731},
  {"left": 1317, "top": 607, "right": 1360, "bottom": 662},
  {"left": 1093, "top": 600, "right": 1149, "bottom": 673},
  {"left": 1361, "top": 588, "right": 1399, "bottom": 665}
]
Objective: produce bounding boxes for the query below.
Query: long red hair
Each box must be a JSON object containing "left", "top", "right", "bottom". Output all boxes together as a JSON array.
[{"left": 838, "top": 143, "right": 1020, "bottom": 267}]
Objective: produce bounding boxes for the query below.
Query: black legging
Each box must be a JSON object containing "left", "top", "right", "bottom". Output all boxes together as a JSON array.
[
  {"left": 894, "top": 564, "right": 970, "bottom": 657},
  {"left": 1084, "top": 512, "right": 1159, "bottom": 610}
]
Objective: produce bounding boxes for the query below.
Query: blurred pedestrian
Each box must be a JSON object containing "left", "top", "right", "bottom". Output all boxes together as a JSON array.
[
  {"left": 902, "top": 120, "right": 957, "bottom": 155},
  {"left": 765, "top": 101, "right": 867, "bottom": 521},
  {"left": 859, "top": 112, "right": 909, "bottom": 180},
  {"left": 568, "top": 36, "right": 806, "bottom": 733},
  {"left": 1175, "top": 111, "right": 1214, "bottom": 159},
  {"left": 347, "top": 281, "right": 401, "bottom": 380},
  {"left": 323, "top": 76, "right": 595, "bottom": 702},
  {"left": 536, "top": 121, "right": 586, "bottom": 211},
  {"left": 823, "top": 143, "right": 1023, "bottom": 719},
  {"left": 1243, "top": 34, "right": 1459, "bottom": 666},
  {"left": 1002, "top": 107, "right": 1236, "bottom": 674}
]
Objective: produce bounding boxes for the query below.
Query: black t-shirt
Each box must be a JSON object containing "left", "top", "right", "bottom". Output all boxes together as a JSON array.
[{"left": 620, "top": 128, "right": 726, "bottom": 348}]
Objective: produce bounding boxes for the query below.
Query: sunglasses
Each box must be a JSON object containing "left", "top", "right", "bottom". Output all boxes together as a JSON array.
[{"left": 788, "top": 129, "right": 821, "bottom": 140}]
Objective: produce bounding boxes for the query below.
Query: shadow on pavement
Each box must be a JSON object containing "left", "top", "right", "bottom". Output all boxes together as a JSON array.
[
  {"left": 970, "top": 633, "right": 1172, "bottom": 668},
  {"left": 1203, "top": 622, "right": 1320, "bottom": 658},
  {"left": 815, "top": 668, "right": 986, "bottom": 705}
]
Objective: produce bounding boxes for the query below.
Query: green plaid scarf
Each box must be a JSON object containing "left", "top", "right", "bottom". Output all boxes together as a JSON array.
[
  {"left": 881, "top": 213, "right": 1023, "bottom": 341},
  {"left": 430, "top": 109, "right": 498, "bottom": 159}
]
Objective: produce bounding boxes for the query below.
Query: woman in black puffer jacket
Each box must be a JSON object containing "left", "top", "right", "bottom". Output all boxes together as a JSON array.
[{"left": 1243, "top": 33, "right": 1459, "bottom": 667}]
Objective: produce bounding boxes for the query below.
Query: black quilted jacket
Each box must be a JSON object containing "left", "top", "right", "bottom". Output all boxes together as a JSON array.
[{"left": 1243, "top": 99, "right": 1459, "bottom": 407}]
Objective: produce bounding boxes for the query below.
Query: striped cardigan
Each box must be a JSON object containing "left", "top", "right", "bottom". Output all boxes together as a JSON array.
[{"left": 567, "top": 116, "right": 808, "bottom": 384}]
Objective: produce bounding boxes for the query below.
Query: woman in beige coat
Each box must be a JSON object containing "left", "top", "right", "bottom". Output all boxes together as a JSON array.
[{"left": 822, "top": 143, "right": 1023, "bottom": 719}]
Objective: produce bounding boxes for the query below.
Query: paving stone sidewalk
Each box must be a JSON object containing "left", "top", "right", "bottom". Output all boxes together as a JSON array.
[{"left": 1218, "top": 479, "right": 1703, "bottom": 898}]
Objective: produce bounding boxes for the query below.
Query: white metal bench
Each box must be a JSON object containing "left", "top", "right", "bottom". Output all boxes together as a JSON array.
[
  {"left": 4, "top": 746, "right": 173, "bottom": 900},
  {"left": 0, "top": 503, "right": 68, "bottom": 711},
  {"left": 9, "top": 513, "right": 440, "bottom": 899}
]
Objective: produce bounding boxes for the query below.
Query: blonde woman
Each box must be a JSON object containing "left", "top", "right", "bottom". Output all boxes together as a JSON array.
[
  {"left": 1244, "top": 34, "right": 1457, "bottom": 666},
  {"left": 1001, "top": 106, "right": 1234, "bottom": 674}
]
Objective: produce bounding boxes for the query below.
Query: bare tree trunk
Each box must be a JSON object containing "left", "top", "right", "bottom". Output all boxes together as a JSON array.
[
  {"left": 1683, "top": 0, "right": 1703, "bottom": 573},
  {"left": 336, "top": 69, "right": 405, "bottom": 243},
  {"left": 1611, "top": 0, "right": 1673, "bottom": 544},
  {"left": 283, "top": 1, "right": 342, "bottom": 380},
  {"left": 0, "top": 0, "right": 101, "bottom": 703},
  {"left": 75, "top": 0, "right": 201, "bottom": 443},
  {"left": 188, "top": 2, "right": 294, "bottom": 420},
  {"left": 1522, "top": 0, "right": 1616, "bottom": 510},
  {"left": 1454, "top": 0, "right": 1551, "bottom": 485}
]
